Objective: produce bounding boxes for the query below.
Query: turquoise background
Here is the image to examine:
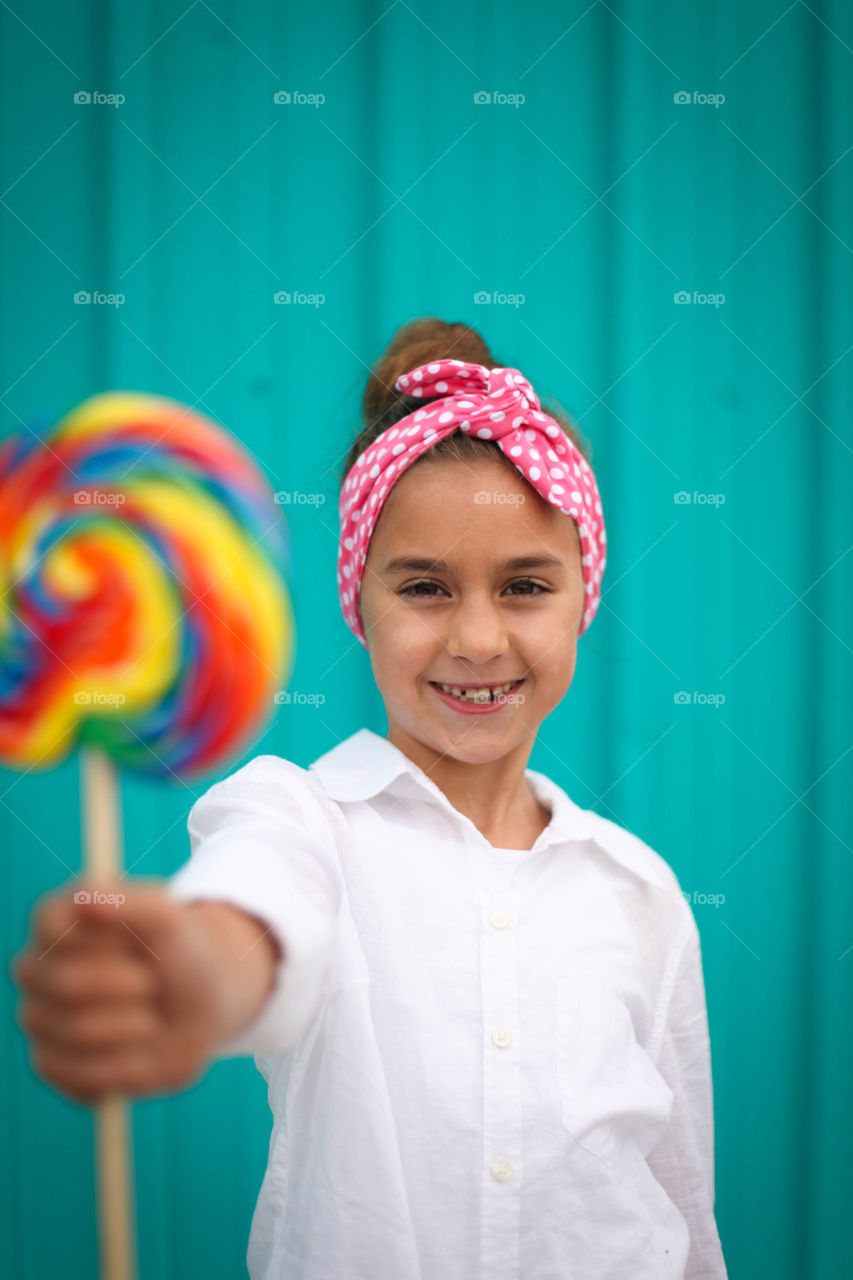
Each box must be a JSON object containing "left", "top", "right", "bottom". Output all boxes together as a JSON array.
[{"left": 2, "top": 1, "right": 852, "bottom": 1276}]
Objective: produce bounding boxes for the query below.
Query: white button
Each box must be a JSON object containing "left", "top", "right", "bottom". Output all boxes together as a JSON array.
[
  {"left": 491, "top": 1026, "right": 513, "bottom": 1048},
  {"left": 490, "top": 1159, "right": 513, "bottom": 1181},
  {"left": 489, "top": 910, "right": 510, "bottom": 929}
]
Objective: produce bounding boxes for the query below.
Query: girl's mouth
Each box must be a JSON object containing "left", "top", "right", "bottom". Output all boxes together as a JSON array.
[{"left": 428, "top": 679, "right": 525, "bottom": 715}]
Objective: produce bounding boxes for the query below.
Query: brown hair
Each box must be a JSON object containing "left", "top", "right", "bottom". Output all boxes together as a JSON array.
[{"left": 338, "top": 316, "right": 590, "bottom": 487}]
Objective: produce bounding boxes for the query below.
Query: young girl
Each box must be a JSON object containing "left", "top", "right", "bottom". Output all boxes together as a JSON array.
[{"left": 13, "top": 318, "right": 728, "bottom": 1279}]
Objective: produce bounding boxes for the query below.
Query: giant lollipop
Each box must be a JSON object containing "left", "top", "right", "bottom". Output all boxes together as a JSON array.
[{"left": 0, "top": 392, "right": 294, "bottom": 1278}]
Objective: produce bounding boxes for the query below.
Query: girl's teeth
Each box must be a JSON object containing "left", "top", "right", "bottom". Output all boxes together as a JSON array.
[{"left": 438, "top": 681, "right": 517, "bottom": 703}]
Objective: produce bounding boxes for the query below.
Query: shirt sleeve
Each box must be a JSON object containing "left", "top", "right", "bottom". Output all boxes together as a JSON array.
[
  {"left": 646, "top": 911, "right": 729, "bottom": 1280},
  {"left": 165, "top": 757, "right": 344, "bottom": 1060}
]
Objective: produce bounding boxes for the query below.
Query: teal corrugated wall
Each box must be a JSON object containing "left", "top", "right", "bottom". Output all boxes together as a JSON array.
[{"left": 2, "top": 2, "right": 851, "bottom": 1276}]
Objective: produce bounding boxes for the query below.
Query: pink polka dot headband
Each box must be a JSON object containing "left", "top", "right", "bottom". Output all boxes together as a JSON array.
[{"left": 338, "top": 358, "right": 607, "bottom": 647}]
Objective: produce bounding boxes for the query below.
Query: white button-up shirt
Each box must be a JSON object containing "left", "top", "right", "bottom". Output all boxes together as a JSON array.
[{"left": 167, "top": 728, "right": 728, "bottom": 1280}]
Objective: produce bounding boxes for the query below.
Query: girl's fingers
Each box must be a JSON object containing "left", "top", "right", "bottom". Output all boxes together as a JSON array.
[
  {"left": 30, "top": 1040, "right": 201, "bottom": 1105},
  {"left": 18, "top": 999, "right": 160, "bottom": 1052},
  {"left": 13, "top": 954, "right": 158, "bottom": 1006},
  {"left": 27, "top": 879, "right": 174, "bottom": 957}
]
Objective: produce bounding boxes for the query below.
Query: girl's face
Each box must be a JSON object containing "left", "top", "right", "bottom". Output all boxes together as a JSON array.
[{"left": 359, "top": 456, "right": 586, "bottom": 765}]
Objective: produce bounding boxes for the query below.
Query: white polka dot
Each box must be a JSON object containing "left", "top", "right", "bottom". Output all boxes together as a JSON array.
[
  {"left": 490, "top": 411, "right": 505, "bottom": 422},
  {"left": 439, "top": 411, "right": 454, "bottom": 423},
  {"left": 412, "top": 387, "right": 422, "bottom": 396},
  {"left": 435, "top": 381, "right": 448, "bottom": 392},
  {"left": 392, "top": 443, "right": 405, "bottom": 455},
  {"left": 530, "top": 466, "right": 540, "bottom": 480},
  {"left": 413, "top": 369, "right": 423, "bottom": 381},
  {"left": 546, "top": 424, "right": 559, "bottom": 438},
  {"left": 509, "top": 446, "right": 522, "bottom": 457},
  {"left": 428, "top": 363, "right": 440, "bottom": 373},
  {"left": 370, "top": 464, "right": 380, "bottom": 478},
  {"left": 477, "top": 428, "right": 492, "bottom": 438}
]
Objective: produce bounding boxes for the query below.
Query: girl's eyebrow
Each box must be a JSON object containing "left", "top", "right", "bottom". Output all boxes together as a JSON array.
[{"left": 382, "top": 555, "right": 566, "bottom": 575}]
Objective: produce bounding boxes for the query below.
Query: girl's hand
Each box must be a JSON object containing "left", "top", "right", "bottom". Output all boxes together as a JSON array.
[{"left": 10, "top": 880, "right": 280, "bottom": 1104}]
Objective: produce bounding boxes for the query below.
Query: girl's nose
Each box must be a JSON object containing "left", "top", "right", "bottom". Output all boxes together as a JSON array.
[{"left": 444, "top": 595, "right": 511, "bottom": 665}]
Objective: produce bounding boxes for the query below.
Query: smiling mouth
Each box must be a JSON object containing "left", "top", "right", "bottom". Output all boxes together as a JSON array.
[{"left": 428, "top": 679, "right": 525, "bottom": 705}]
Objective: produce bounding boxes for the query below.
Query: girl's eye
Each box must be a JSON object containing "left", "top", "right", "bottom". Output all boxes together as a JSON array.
[{"left": 399, "top": 578, "right": 550, "bottom": 598}]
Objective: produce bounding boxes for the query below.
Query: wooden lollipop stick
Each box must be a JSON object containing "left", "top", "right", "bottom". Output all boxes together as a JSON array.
[{"left": 81, "top": 746, "right": 138, "bottom": 1280}]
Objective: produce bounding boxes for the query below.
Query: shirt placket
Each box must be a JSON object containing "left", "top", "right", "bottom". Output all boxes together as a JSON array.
[{"left": 479, "top": 881, "right": 522, "bottom": 1279}]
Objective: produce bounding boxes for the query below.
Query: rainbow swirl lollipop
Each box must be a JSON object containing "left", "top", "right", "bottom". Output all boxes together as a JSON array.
[{"left": 0, "top": 392, "right": 294, "bottom": 777}]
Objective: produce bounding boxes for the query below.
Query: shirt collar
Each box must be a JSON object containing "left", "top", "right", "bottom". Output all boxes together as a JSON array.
[
  {"left": 309, "top": 727, "right": 595, "bottom": 846},
  {"left": 309, "top": 728, "right": 673, "bottom": 891}
]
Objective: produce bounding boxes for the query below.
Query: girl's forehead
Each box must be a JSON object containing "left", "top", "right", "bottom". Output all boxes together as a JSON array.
[{"left": 364, "top": 455, "right": 582, "bottom": 568}]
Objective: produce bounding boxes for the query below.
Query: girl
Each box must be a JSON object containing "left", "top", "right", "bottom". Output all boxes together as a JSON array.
[{"left": 12, "top": 318, "right": 728, "bottom": 1279}]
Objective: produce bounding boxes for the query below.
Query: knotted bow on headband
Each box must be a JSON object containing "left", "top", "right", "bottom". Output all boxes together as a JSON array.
[{"left": 338, "top": 358, "right": 606, "bottom": 647}]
